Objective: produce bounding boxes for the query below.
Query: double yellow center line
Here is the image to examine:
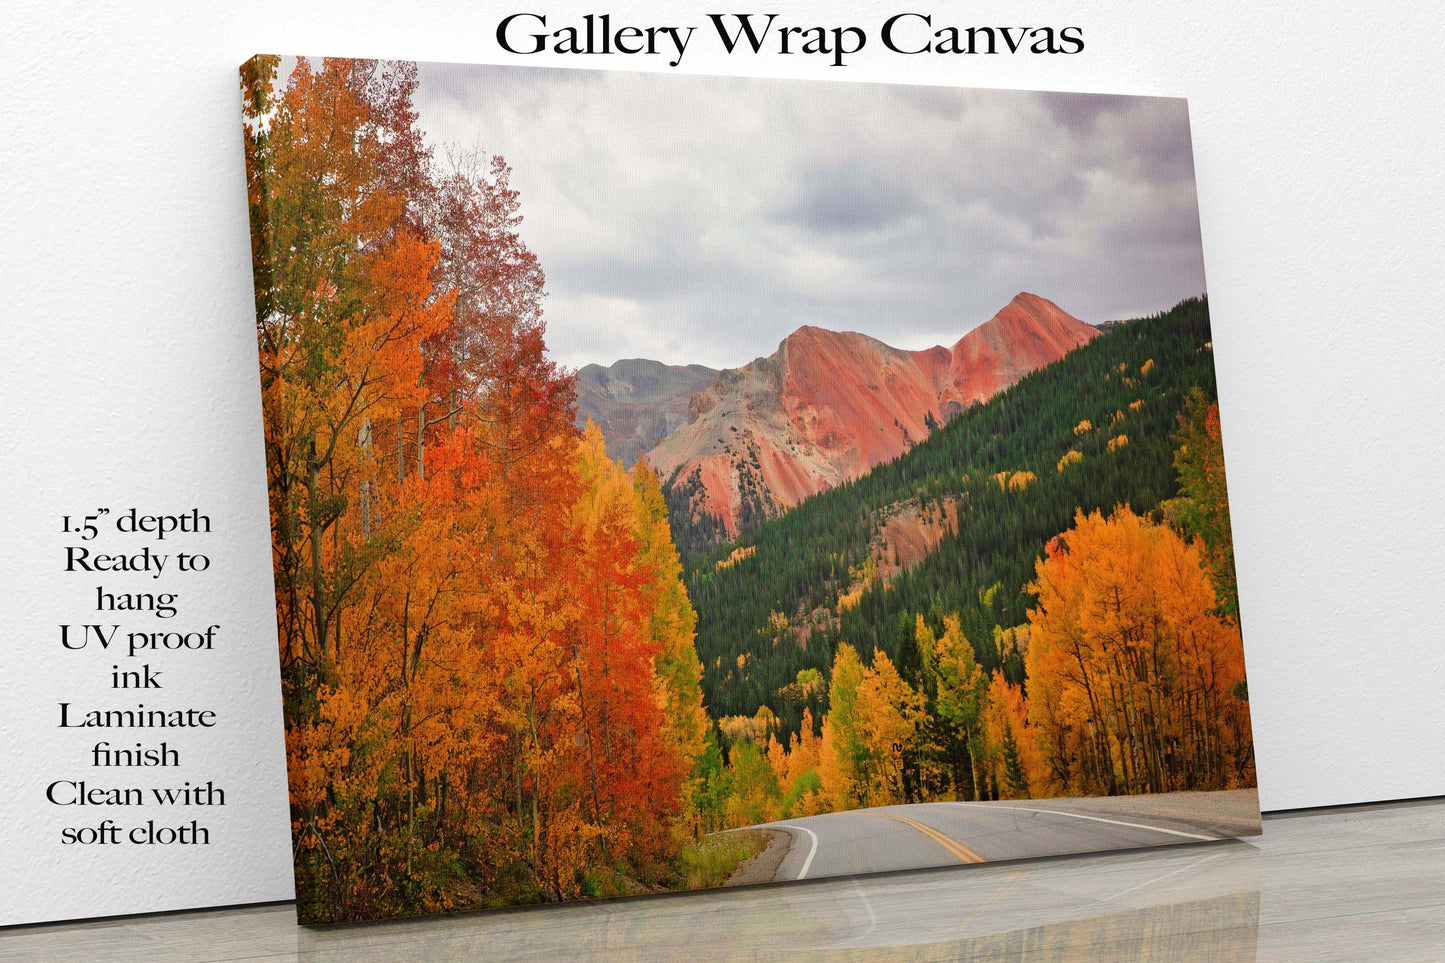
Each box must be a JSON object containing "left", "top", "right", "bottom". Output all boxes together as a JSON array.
[{"left": 873, "top": 812, "right": 985, "bottom": 863}]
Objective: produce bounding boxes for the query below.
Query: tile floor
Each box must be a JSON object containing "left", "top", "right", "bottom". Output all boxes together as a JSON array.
[{"left": 2, "top": 797, "right": 1441, "bottom": 961}]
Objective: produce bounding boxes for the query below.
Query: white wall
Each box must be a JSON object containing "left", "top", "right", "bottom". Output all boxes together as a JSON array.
[{"left": 3, "top": 0, "right": 1441, "bottom": 926}]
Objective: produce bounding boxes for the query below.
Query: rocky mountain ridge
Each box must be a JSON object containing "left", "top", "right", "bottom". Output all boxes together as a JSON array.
[{"left": 577, "top": 293, "right": 1100, "bottom": 534}]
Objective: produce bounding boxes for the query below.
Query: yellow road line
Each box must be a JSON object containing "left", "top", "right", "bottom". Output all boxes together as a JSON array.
[{"left": 873, "top": 812, "right": 986, "bottom": 864}]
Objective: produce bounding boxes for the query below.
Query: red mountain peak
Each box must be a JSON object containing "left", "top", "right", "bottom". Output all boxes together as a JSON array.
[
  {"left": 944, "top": 293, "right": 1099, "bottom": 405},
  {"left": 646, "top": 294, "right": 1099, "bottom": 535}
]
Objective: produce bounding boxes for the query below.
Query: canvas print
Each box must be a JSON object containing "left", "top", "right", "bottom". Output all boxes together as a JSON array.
[{"left": 241, "top": 56, "right": 1259, "bottom": 925}]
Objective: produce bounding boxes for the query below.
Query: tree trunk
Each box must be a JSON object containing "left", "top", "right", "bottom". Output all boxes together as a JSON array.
[{"left": 305, "top": 439, "right": 332, "bottom": 681}]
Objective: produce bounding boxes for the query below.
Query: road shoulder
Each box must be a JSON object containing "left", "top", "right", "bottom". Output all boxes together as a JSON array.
[{"left": 723, "top": 829, "right": 791, "bottom": 886}]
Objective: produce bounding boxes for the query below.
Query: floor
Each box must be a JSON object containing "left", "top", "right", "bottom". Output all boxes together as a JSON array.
[{"left": 2, "top": 797, "right": 1442, "bottom": 961}]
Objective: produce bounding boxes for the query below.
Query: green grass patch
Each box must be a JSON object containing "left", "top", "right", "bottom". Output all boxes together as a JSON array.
[{"left": 670, "top": 830, "right": 771, "bottom": 890}]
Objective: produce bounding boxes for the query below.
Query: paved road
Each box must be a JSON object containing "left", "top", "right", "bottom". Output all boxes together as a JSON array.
[{"left": 755, "top": 794, "right": 1255, "bottom": 882}]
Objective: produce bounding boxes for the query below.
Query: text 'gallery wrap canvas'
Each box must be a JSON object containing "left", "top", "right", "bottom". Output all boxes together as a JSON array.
[{"left": 240, "top": 56, "right": 1260, "bottom": 925}]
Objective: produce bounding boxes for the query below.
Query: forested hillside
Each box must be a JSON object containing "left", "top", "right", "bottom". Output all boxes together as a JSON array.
[{"left": 684, "top": 298, "right": 1220, "bottom": 732}]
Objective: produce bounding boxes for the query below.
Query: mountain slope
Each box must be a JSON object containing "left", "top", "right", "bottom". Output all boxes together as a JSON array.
[
  {"left": 574, "top": 358, "right": 718, "bottom": 465},
  {"left": 681, "top": 296, "right": 1217, "bottom": 730},
  {"left": 650, "top": 293, "right": 1098, "bottom": 534}
]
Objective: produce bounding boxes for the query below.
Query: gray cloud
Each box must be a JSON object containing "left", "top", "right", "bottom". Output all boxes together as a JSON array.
[
  {"left": 780, "top": 161, "right": 926, "bottom": 235},
  {"left": 415, "top": 65, "right": 1206, "bottom": 370},
  {"left": 1039, "top": 90, "right": 1127, "bottom": 136}
]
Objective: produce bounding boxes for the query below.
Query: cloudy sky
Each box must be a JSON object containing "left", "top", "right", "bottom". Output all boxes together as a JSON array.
[{"left": 414, "top": 64, "right": 1206, "bottom": 372}]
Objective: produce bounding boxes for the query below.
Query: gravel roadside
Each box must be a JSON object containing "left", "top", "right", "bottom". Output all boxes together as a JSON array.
[{"left": 722, "top": 829, "right": 791, "bottom": 886}]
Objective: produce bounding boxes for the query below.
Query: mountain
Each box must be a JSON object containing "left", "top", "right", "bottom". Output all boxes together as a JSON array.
[
  {"left": 649, "top": 293, "right": 1099, "bottom": 534},
  {"left": 574, "top": 359, "right": 718, "bottom": 466},
  {"left": 682, "top": 296, "right": 1215, "bottom": 729}
]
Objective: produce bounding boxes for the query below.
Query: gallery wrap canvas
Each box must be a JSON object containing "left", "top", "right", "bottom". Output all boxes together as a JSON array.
[{"left": 240, "top": 56, "right": 1260, "bottom": 925}]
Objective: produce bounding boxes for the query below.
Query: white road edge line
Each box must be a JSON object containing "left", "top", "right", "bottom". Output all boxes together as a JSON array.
[
  {"left": 976, "top": 805, "right": 1217, "bottom": 841},
  {"left": 775, "top": 823, "right": 820, "bottom": 880}
]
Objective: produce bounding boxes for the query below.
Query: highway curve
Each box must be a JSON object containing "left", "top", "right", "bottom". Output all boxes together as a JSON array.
[{"left": 755, "top": 792, "right": 1259, "bottom": 882}]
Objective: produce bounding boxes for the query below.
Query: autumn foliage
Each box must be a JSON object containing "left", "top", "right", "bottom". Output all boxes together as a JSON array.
[
  {"left": 243, "top": 56, "right": 1254, "bottom": 916},
  {"left": 243, "top": 57, "right": 707, "bottom": 922},
  {"left": 702, "top": 501, "right": 1253, "bottom": 828},
  {"left": 1025, "top": 507, "right": 1252, "bottom": 795},
  {"left": 692, "top": 382, "right": 1253, "bottom": 826}
]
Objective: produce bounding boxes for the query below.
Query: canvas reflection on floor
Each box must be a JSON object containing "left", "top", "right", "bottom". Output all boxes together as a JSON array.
[{"left": 240, "top": 55, "right": 1259, "bottom": 924}]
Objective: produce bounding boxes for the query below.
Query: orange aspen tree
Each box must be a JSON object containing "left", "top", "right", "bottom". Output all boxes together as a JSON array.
[{"left": 1025, "top": 507, "right": 1253, "bottom": 796}]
